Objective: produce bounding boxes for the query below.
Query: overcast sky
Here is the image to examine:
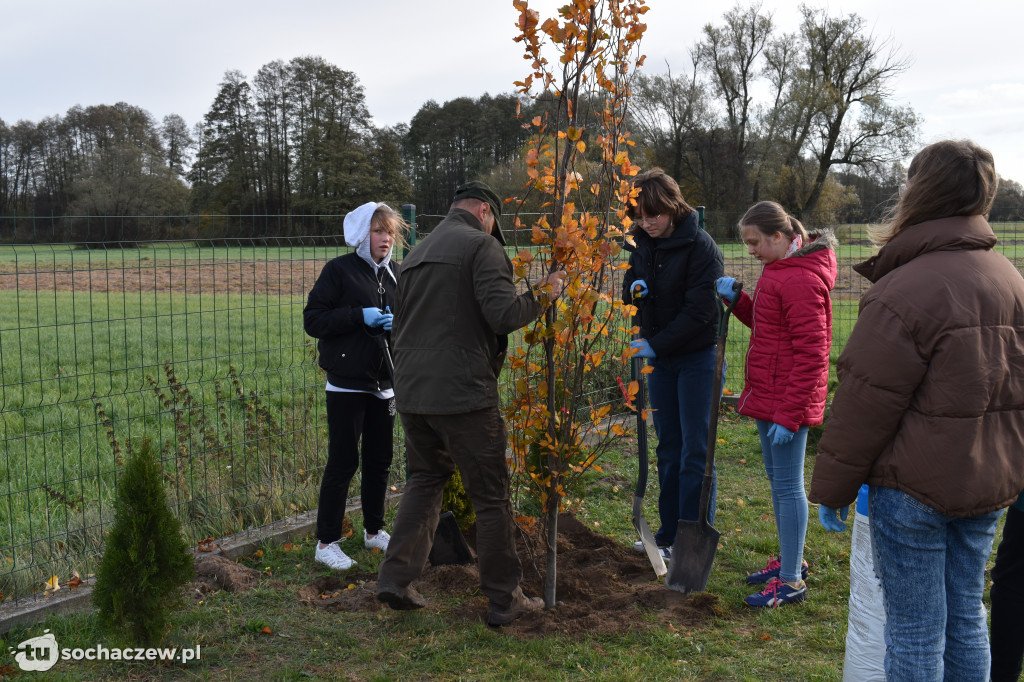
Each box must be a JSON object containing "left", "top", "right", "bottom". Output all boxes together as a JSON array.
[{"left": 4, "top": 0, "right": 1023, "bottom": 183}]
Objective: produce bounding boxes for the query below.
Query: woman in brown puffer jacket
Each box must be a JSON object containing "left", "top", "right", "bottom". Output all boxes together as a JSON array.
[{"left": 810, "top": 140, "right": 1024, "bottom": 680}]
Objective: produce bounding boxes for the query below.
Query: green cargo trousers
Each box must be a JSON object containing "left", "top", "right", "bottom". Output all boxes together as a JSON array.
[{"left": 377, "top": 406, "right": 522, "bottom": 609}]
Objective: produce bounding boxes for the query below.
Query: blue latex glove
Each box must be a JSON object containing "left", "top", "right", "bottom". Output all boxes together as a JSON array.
[
  {"left": 819, "top": 504, "right": 850, "bottom": 532},
  {"left": 382, "top": 306, "right": 393, "bottom": 331},
  {"left": 362, "top": 307, "right": 387, "bottom": 328},
  {"left": 630, "top": 279, "right": 648, "bottom": 300},
  {"left": 630, "top": 338, "right": 656, "bottom": 358},
  {"left": 716, "top": 276, "right": 737, "bottom": 302},
  {"left": 767, "top": 422, "right": 795, "bottom": 446}
]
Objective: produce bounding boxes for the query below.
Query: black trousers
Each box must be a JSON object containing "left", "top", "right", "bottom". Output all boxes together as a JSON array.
[
  {"left": 316, "top": 391, "right": 395, "bottom": 543},
  {"left": 377, "top": 407, "right": 522, "bottom": 609},
  {"left": 991, "top": 504, "right": 1024, "bottom": 682}
]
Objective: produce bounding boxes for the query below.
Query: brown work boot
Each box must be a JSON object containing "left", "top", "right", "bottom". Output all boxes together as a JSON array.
[
  {"left": 376, "top": 582, "right": 426, "bottom": 610},
  {"left": 485, "top": 586, "right": 544, "bottom": 626}
]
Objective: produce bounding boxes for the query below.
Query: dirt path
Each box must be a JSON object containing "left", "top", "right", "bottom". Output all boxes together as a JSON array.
[{"left": 0, "top": 260, "right": 324, "bottom": 296}]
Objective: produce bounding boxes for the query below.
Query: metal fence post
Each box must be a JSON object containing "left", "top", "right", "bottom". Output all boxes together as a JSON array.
[
  {"left": 697, "top": 205, "right": 706, "bottom": 231},
  {"left": 401, "top": 204, "right": 417, "bottom": 258}
]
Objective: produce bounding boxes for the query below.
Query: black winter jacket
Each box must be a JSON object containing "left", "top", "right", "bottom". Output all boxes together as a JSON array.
[
  {"left": 621, "top": 210, "right": 724, "bottom": 356},
  {"left": 303, "top": 253, "right": 400, "bottom": 392}
]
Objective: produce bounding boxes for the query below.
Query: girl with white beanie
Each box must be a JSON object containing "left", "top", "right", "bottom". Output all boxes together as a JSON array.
[{"left": 303, "top": 202, "right": 409, "bottom": 570}]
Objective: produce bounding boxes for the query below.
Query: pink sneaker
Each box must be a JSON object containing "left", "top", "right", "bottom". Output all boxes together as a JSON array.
[{"left": 746, "top": 556, "right": 808, "bottom": 584}]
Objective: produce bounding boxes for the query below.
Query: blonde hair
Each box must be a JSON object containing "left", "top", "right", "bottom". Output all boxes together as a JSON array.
[
  {"left": 629, "top": 168, "right": 694, "bottom": 229},
  {"left": 739, "top": 201, "right": 809, "bottom": 243},
  {"left": 371, "top": 203, "right": 411, "bottom": 250},
  {"left": 870, "top": 140, "right": 998, "bottom": 245}
]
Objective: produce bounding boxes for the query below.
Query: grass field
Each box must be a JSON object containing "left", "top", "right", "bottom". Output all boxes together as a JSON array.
[
  {"left": 0, "top": 238, "right": 864, "bottom": 607},
  {"left": 3, "top": 219, "right": 1021, "bottom": 655},
  {"left": 0, "top": 288, "right": 329, "bottom": 604},
  {"left": 0, "top": 412, "right": 1007, "bottom": 680}
]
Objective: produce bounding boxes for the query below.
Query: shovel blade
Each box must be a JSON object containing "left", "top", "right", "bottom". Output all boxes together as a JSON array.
[
  {"left": 665, "top": 519, "right": 721, "bottom": 594},
  {"left": 633, "top": 496, "right": 667, "bottom": 577},
  {"left": 428, "top": 511, "right": 475, "bottom": 566}
]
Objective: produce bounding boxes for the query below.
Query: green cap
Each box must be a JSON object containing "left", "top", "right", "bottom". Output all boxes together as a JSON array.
[{"left": 453, "top": 180, "right": 505, "bottom": 245}]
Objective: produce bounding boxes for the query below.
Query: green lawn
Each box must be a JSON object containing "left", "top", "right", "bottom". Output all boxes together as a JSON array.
[
  {"left": 0, "top": 413, "right": 852, "bottom": 680},
  {"left": 1, "top": 411, "right": 1004, "bottom": 680},
  {"left": 0, "top": 289, "right": 327, "bottom": 604}
]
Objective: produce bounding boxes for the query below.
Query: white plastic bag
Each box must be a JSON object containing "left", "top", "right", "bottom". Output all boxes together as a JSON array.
[{"left": 843, "top": 502, "right": 886, "bottom": 681}]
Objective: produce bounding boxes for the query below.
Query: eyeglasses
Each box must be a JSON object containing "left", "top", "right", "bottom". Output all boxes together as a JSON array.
[{"left": 638, "top": 214, "right": 661, "bottom": 226}]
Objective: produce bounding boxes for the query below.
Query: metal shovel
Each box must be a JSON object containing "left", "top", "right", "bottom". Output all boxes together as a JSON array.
[
  {"left": 630, "top": 286, "right": 667, "bottom": 578},
  {"left": 666, "top": 280, "right": 742, "bottom": 593}
]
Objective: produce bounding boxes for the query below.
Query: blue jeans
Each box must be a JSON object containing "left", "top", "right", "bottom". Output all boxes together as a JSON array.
[
  {"left": 869, "top": 486, "right": 1003, "bottom": 681},
  {"left": 646, "top": 346, "right": 720, "bottom": 547},
  {"left": 755, "top": 419, "right": 808, "bottom": 584}
]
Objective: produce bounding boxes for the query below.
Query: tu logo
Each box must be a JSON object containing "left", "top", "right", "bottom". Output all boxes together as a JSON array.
[{"left": 11, "top": 629, "right": 59, "bottom": 672}]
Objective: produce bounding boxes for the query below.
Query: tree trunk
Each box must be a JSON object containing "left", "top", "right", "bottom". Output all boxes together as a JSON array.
[{"left": 544, "top": 492, "right": 559, "bottom": 607}]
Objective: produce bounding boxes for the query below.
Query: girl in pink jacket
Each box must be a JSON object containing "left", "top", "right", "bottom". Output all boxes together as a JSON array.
[{"left": 716, "top": 201, "right": 836, "bottom": 607}]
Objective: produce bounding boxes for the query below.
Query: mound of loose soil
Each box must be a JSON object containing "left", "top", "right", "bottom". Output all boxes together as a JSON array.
[
  {"left": 193, "top": 553, "right": 263, "bottom": 595},
  {"left": 297, "top": 575, "right": 382, "bottom": 613},
  {"left": 297, "top": 513, "right": 720, "bottom": 637}
]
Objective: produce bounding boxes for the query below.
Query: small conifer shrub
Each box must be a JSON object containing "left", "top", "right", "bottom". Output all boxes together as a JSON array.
[
  {"left": 92, "top": 438, "right": 195, "bottom": 646},
  {"left": 441, "top": 468, "right": 475, "bottom": 530}
]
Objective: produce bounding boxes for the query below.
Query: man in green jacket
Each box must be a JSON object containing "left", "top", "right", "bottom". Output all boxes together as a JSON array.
[{"left": 376, "top": 181, "right": 564, "bottom": 626}]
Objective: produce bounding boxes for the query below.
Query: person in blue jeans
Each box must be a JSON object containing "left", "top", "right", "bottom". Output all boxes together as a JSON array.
[
  {"left": 622, "top": 168, "right": 723, "bottom": 561},
  {"left": 717, "top": 201, "right": 836, "bottom": 607},
  {"left": 811, "top": 140, "right": 1024, "bottom": 680}
]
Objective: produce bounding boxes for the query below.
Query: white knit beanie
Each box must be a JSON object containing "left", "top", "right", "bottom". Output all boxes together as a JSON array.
[{"left": 344, "top": 202, "right": 379, "bottom": 247}]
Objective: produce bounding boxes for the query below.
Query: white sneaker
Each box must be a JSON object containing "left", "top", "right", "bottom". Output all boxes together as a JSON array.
[
  {"left": 364, "top": 529, "right": 390, "bottom": 551},
  {"left": 314, "top": 541, "right": 355, "bottom": 571}
]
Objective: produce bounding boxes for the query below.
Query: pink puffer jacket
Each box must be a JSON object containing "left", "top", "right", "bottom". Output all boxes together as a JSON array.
[{"left": 732, "top": 232, "right": 837, "bottom": 432}]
